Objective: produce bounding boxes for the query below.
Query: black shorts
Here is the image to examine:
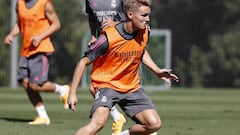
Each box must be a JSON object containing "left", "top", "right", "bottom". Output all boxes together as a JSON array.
[{"left": 90, "top": 88, "right": 155, "bottom": 122}]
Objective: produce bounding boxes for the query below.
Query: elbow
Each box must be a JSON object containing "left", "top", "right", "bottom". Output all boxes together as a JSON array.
[
  {"left": 58, "top": 22, "right": 61, "bottom": 29},
  {"left": 54, "top": 21, "right": 61, "bottom": 32},
  {"left": 78, "top": 57, "right": 91, "bottom": 70},
  {"left": 80, "top": 57, "right": 91, "bottom": 66},
  {"left": 56, "top": 22, "right": 61, "bottom": 31}
]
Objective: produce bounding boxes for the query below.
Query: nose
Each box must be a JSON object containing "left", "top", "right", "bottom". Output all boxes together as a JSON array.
[{"left": 145, "top": 15, "right": 150, "bottom": 22}]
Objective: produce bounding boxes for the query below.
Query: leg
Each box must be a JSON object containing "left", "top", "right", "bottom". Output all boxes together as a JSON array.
[
  {"left": 75, "top": 107, "right": 110, "bottom": 135},
  {"left": 111, "top": 106, "right": 127, "bottom": 135},
  {"left": 130, "top": 109, "right": 161, "bottom": 135},
  {"left": 22, "top": 78, "right": 50, "bottom": 125},
  {"left": 25, "top": 80, "right": 69, "bottom": 124},
  {"left": 28, "top": 81, "right": 55, "bottom": 92},
  {"left": 29, "top": 81, "right": 70, "bottom": 109},
  {"left": 27, "top": 54, "right": 70, "bottom": 109},
  {"left": 18, "top": 57, "right": 49, "bottom": 125},
  {"left": 118, "top": 88, "right": 161, "bottom": 135},
  {"left": 22, "top": 78, "right": 43, "bottom": 107},
  {"left": 89, "top": 84, "right": 126, "bottom": 135}
]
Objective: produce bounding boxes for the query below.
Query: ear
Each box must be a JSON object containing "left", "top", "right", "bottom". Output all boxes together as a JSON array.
[{"left": 127, "top": 11, "right": 134, "bottom": 20}]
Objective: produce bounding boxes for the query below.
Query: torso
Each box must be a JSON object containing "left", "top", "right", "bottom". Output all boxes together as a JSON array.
[{"left": 86, "top": 0, "right": 125, "bottom": 23}]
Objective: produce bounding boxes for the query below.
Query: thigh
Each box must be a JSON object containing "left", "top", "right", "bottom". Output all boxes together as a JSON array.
[
  {"left": 90, "top": 106, "right": 110, "bottom": 125},
  {"left": 134, "top": 109, "right": 161, "bottom": 125},
  {"left": 90, "top": 88, "right": 121, "bottom": 118},
  {"left": 17, "top": 56, "right": 28, "bottom": 83},
  {"left": 28, "top": 54, "right": 50, "bottom": 85},
  {"left": 119, "top": 88, "right": 155, "bottom": 122}
]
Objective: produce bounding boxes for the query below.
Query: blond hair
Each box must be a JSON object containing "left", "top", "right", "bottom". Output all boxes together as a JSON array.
[{"left": 123, "top": 0, "right": 152, "bottom": 13}]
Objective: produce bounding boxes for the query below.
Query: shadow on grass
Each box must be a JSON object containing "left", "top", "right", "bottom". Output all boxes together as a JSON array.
[
  {"left": 0, "top": 117, "right": 65, "bottom": 124},
  {"left": 0, "top": 117, "right": 32, "bottom": 123}
]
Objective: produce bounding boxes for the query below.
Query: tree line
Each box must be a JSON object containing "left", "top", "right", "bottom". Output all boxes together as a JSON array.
[{"left": 0, "top": 0, "right": 239, "bottom": 88}]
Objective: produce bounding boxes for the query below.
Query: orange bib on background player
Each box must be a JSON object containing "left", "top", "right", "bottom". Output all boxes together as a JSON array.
[
  {"left": 18, "top": 0, "right": 54, "bottom": 57},
  {"left": 91, "top": 25, "right": 149, "bottom": 93}
]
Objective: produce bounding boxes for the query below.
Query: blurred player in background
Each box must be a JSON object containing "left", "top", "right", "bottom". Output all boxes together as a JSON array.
[
  {"left": 86, "top": 0, "right": 126, "bottom": 46},
  {"left": 86, "top": 0, "right": 126, "bottom": 134},
  {"left": 68, "top": 0, "right": 179, "bottom": 134},
  {"left": 4, "top": 0, "right": 69, "bottom": 125}
]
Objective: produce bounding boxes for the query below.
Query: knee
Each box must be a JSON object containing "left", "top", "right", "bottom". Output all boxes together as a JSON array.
[
  {"left": 90, "top": 120, "right": 106, "bottom": 131},
  {"left": 145, "top": 117, "right": 162, "bottom": 133},
  {"left": 28, "top": 83, "right": 40, "bottom": 91},
  {"left": 96, "top": 119, "right": 106, "bottom": 128},
  {"left": 22, "top": 79, "right": 29, "bottom": 89},
  {"left": 146, "top": 118, "right": 162, "bottom": 133},
  {"left": 21, "top": 79, "right": 39, "bottom": 91}
]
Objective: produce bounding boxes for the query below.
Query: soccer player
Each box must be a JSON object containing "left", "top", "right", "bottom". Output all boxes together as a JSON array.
[
  {"left": 86, "top": 0, "right": 127, "bottom": 134},
  {"left": 68, "top": 0, "right": 179, "bottom": 134},
  {"left": 4, "top": 0, "right": 69, "bottom": 125},
  {"left": 86, "top": 0, "right": 126, "bottom": 46}
]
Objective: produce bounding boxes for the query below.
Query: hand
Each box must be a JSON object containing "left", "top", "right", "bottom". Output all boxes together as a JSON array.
[
  {"left": 4, "top": 35, "right": 14, "bottom": 45},
  {"left": 30, "top": 36, "right": 41, "bottom": 47},
  {"left": 67, "top": 91, "right": 78, "bottom": 111},
  {"left": 89, "top": 84, "right": 98, "bottom": 97},
  {"left": 101, "top": 16, "right": 115, "bottom": 29},
  {"left": 156, "top": 69, "right": 179, "bottom": 87}
]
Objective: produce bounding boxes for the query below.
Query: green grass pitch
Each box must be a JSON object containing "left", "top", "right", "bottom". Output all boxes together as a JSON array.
[{"left": 0, "top": 87, "right": 240, "bottom": 135}]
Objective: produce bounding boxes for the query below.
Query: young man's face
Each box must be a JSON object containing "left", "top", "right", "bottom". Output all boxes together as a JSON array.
[{"left": 131, "top": 5, "right": 151, "bottom": 30}]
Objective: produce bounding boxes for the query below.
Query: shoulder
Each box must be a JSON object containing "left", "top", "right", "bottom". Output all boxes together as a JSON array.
[{"left": 45, "top": 0, "right": 55, "bottom": 12}]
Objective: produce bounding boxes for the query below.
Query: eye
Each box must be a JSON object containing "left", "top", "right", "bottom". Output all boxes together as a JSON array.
[{"left": 142, "top": 14, "right": 149, "bottom": 17}]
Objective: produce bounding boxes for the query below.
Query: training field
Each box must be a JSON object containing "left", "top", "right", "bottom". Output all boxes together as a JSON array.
[{"left": 0, "top": 87, "right": 239, "bottom": 135}]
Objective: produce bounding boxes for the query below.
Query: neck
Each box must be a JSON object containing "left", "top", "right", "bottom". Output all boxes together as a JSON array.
[
  {"left": 25, "top": 0, "right": 37, "bottom": 8},
  {"left": 124, "top": 21, "right": 136, "bottom": 34}
]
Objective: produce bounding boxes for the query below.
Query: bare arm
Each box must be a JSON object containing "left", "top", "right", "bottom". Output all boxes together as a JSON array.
[
  {"left": 68, "top": 57, "right": 92, "bottom": 111},
  {"left": 142, "top": 50, "right": 161, "bottom": 73},
  {"left": 142, "top": 50, "right": 179, "bottom": 86},
  {"left": 88, "top": 14, "right": 98, "bottom": 46},
  {"left": 31, "top": 1, "right": 61, "bottom": 46},
  {"left": 4, "top": 22, "right": 20, "bottom": 45},
  {"left": 4, "top": 2, "right": 20, "bottom": 45},
  {"left": 88, "top": 16, "right": 116, "bottom": 46}
]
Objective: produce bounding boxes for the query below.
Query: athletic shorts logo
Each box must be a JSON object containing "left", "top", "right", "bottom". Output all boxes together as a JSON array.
[
  {"left": 95, "top": 90, "right": 100, "bottom": 100},
  {"left": 111, "top": 0, "right": 116, "bottom": 8},
  {"left": 101, "top": 96, "right": 107, "bottom": 103}
]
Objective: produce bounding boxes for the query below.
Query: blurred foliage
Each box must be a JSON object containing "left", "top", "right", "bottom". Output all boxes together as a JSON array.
[
  {"left": 142, "top": 36, "right": 166, "bottom": 85},
  {"left": 151, "top": 0, "right": 239, "bottom": 88},
  {"left": 207, "top": 31, "right": 240, "bottom": 87},
  {"left": 0, "top": 0, "right": 239, "bottom": 88},
  {"left": 189, "top": 46, "right": 211, "bottom": 87},
  {"left": 49, "top": 0, "right": 88, "bottom": 84},
  {"left": 0, "top": 0, "right": 11, "bottom": 86}
]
